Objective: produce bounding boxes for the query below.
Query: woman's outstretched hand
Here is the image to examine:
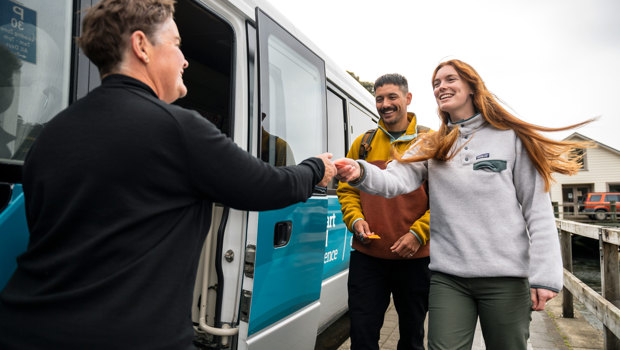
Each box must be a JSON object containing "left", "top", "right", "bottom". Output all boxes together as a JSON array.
[{"left": 334, "top": 158, "right": 361, "bottom": 183}]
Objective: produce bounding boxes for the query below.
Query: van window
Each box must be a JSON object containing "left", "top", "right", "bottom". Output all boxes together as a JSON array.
[
  {"left": 589, "top": 195, "right": 602, "bottom": 202},
  {"left": 257, "top": 10, "right": 326, "bottom": 167},
  {"left": 347, "top": 103, "right": 376, "bottom": 148},
  {"left": 260, "top": 35, "right": 323, "bottom": 165},
  {"left": 327, "top": 89, "right": 346, "bottom": 160},
  {"left": 0, "top": 0, "right": 72, "bottom": 162},
  {"left": 327, "top": 88, "right": 346, "bottom": 192}
]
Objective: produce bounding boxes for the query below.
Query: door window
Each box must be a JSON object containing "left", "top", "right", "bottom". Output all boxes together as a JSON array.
[
  {"left": 258, "top": 10, "right": 326, "bottom": 166},
  {"left": 562, "top": 187, "right": 575, "bottom": 213}
]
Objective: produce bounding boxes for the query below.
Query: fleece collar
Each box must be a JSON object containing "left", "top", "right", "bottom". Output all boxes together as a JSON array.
[
  {"left": 378, "top": 112, "right": 420, "bottom": 143},
  {"left": 447, "top": 113, "right": 487, "bottom": 136}
]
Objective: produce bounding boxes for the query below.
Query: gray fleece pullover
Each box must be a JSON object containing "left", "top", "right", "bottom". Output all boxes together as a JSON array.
[{"left": 354, "top": 114, "right": 563, "bottom": 292}]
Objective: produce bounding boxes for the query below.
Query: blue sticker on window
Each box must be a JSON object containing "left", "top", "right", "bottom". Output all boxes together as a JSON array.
[
  {"left": 476, "top": 153, "right": 489, "bottom": 160},
  {"left": 1, "top": 0, "right": 37, "bottom": 64}
]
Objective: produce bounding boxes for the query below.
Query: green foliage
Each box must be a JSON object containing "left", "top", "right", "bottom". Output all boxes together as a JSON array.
[{"left": 347, "top": 71, "right": 374, "bottom": 95}]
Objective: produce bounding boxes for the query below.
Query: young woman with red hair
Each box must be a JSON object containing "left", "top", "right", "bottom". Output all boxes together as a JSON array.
[{"left": 335, "top": 59, "right": 592, "bottom": 350}]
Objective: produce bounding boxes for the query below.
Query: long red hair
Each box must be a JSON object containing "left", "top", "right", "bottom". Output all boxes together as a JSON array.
[{"left": 394, "top": 59, "right": 594, "bottom": 191}]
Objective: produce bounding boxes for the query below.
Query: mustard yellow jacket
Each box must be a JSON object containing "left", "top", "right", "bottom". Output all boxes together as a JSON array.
[{"left": 336, "top": 112, "right": 431, "bottom": 245}]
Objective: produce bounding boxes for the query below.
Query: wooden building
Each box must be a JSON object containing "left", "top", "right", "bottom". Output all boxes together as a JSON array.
[{"left": 549, "top": 133, "right": 620, "bottom": 217}]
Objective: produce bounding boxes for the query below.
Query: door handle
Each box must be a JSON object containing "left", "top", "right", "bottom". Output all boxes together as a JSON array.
[{"left": 273, "top": 221, "right": 292, "bottom": 247}]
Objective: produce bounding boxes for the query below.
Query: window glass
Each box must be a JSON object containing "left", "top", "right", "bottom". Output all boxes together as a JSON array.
[
  {"left": 0, "top": 0, "right": 72, "bottom": 162},
  {"left": 589, "top": 195, "right": 601, "bottom": 202},
  {"left": 570, "top": 148, "right": 585, "bottom": 170},
  {"left": 347, "top": 103, "right": 376, "bottom": 148},
  {"left": 326, "top": 89, "right": 346, "bottom": 192},
  {"left": 607, "top": 195, "right": 619, "bottom": 202},
  {"left": 327, "top": 89, "right": 346, "bottom": 160},
  {"left": 261, "top": 34, "right": 323, "bottom": 166}
]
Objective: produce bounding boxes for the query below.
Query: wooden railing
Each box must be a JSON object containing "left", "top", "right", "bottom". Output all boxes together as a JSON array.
[
  {"left": 553, "top": 201, "right": 618, "bottom": 222},
  {"left": 557, "top": 219, "right": 620, "bottom": 350}
]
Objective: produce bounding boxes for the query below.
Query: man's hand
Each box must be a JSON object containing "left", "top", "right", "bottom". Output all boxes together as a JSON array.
[
  {"left": 334, "top": 158, "right": 361, "bottom": 182},
  {"left": 390, "top": 232, "right": 421, "bottom": 258},
  {"left": 316, "top": 153, "right": 336, "bottom": 187},
  {"left": 353, "top": 219, "right": 372, "bottom": 245},
  {"left": 530, "top": 288, "right": 557, "bottom": 311}
]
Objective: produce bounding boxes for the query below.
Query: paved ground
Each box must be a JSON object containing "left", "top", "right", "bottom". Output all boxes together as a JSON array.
[
  {"left": 336, "top": 291, "right": 603, "bottom": 350},
  {"left": 545, "top": 291, "right": 604, "bottom": 350}
]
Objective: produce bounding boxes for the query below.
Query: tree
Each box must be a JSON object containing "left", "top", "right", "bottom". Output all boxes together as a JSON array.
[{"left": 347, "top": 71, "right": 374, "bottom": 95}]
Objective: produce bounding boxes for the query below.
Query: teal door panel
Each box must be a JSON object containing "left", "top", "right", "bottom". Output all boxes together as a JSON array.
[
  {"left": 322, "top": 196, "right": 352, "bottom": 279},
  {"left": 0, "top": 185, "right": 29, "bottom": 289},
  {"left": 249, "top": 198, "right": 327, "bottom": 335}
]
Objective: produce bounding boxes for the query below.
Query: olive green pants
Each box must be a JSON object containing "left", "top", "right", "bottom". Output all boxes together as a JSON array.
[{"left": 428, "top": 272, "right": 532, "bottom": 350}]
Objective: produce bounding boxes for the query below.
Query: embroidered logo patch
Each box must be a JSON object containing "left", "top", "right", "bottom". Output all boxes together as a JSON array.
[{"left": 476, "top": 153, "right": 490, "bottom": 160}]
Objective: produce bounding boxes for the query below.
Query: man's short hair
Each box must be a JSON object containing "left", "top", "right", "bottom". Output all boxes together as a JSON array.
[
  {"left": 78, "top": 0, "right": 176, "bottom": 76},
  {"left": 374, "top": 73, "right": 408, "bottom": 94}
]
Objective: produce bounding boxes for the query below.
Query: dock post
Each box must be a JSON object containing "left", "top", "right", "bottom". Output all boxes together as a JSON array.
[
  {"left": 599, "top": 228, "right": 620, "bottom": 350},
  {"left": 560, "top": 228, "right": 574, "bottom": 318}
]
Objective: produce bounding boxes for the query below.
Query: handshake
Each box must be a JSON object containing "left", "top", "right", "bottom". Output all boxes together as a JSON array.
[{"left": 314, "top": 154, "right": 362, "bottom": 187}]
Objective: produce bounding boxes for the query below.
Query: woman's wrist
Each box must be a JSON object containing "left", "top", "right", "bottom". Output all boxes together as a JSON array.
[{"left": 349, "top": 162, "right": 365, "bottom": 185}]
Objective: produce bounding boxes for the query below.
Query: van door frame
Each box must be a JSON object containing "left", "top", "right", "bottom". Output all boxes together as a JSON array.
[{"left": 236, "top": 7, "right": 329, "bottom": 350}]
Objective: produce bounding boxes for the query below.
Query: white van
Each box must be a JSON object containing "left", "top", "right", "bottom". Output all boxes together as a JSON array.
[{"left": 0, "top": 0, "right": 379, "bottom": 349}]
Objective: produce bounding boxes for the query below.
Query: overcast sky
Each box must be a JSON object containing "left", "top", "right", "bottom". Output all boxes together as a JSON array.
[{"left": 267, "top": 0, "right": 620, "bottom": 150}]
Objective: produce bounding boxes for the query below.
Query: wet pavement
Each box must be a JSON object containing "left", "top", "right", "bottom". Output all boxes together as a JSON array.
[{"left": 336, "top": 291, "right": 603, "bottom": 350}]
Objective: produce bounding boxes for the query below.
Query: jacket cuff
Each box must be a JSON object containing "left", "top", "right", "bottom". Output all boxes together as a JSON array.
[
  {"left": 304, "top": 157, "right": 325, "bottom": 185},
  {"left": 409, "top": 230, "right": 423, "bottom": 244},
  {"left": 349, "top": 161, "right": 366, "bottom": 185},
  {"left": 529, "top": 284, "right": 561, "bottom": 293},
  {"left": 351, "top": 218, "right": 364, "bottom": 233}
]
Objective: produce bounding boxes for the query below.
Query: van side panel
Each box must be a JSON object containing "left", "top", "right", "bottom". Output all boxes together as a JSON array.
[
  {"left": 245, "top": 302, "right": 321, "bottom": 349},
  {"left": 323, "top": 196, "right": 352, "bottom": 279}
]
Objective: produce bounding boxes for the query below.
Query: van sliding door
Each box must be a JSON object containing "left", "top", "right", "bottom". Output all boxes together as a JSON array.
[{"left": 241, "top": 8, "right": 328, "bottom": 350}]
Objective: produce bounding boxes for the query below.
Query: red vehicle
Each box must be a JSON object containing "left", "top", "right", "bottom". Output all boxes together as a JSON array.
[{"left": 583, "top": 192, "right": 620, "bottom": 220}]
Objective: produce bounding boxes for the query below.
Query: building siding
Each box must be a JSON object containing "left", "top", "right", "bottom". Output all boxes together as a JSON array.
[{"left": 549, "top": 136, "right": 620, "bottom": 204}]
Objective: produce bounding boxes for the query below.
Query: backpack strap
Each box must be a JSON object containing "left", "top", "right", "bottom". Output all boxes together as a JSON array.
[{"left": 358, "top": 128, "right": 378, "bottom": 160}]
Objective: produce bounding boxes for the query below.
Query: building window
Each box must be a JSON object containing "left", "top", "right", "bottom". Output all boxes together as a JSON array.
[{"left": 570, "top": 148, "right": 586, "bottom": 170}]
